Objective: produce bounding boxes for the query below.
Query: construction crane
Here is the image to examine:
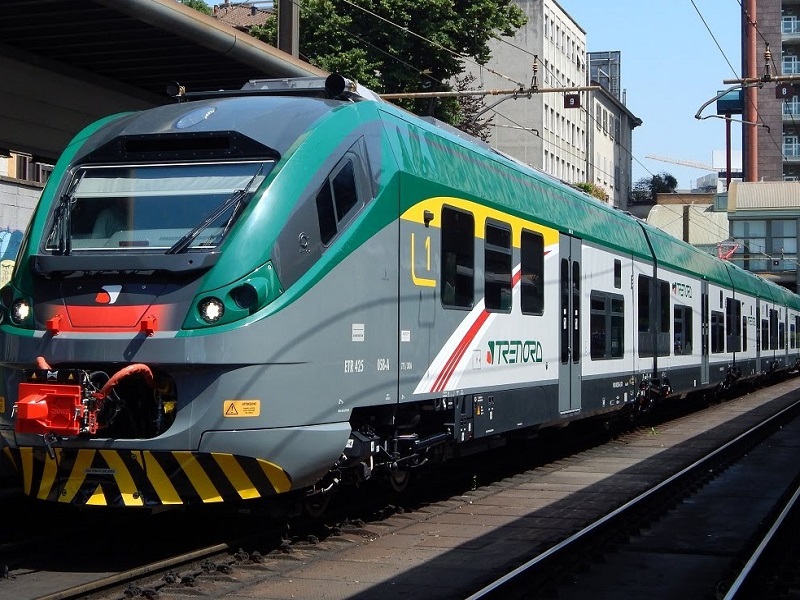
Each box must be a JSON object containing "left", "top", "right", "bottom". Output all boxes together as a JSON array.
[{"left": 645, "top": 155, "right": 715, "bottom": 172}]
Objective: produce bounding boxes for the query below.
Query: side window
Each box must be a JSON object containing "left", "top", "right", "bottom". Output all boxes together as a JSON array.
[
  {"left": 711, "top": 310, "right": 725, "bottom": 353},
  {"left": 521, "top": 229, "right": 544, "bottom": 315},
  {"left": 638, "top": 274, "right": 651, "bottom": 357},
  {"left": 441, "top": 206, "right": 474, "bottom": 309},
  {"left": 590, "top": 291, "right": 624, "bottom": 360},
  {"left": 743, "top": 316, "right": 748, "bottom": 352},
  {"left": 762, "top": 317, "right": 770, "bottom": 350},
  {"left": 315, "top": 156, "right": 364, "bottom": 246},
  {"left": 674, "top": 304, "right": 693, "bottom": 355},
  {"left": 770, "top": 309, "right": 779, "bottom": 350},
  {"left": 316, "top": 183, "right": 337, "bottom": 245},
  {"left": 726, "top": 298, "right": 741, "bottom": 353},
  {"left": 614, "top": 259, "right": 621, "bottom": 289},
  {"left": 332, "top": 161, "right": 358, "bottom": 221},
  {"left": 484, "top": 221, "right": 512, "bottom": 312}
]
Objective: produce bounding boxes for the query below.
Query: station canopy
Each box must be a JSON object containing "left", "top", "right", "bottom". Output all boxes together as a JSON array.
[{"left": 0, "top": 0, "right": 324, "bottom": 163}]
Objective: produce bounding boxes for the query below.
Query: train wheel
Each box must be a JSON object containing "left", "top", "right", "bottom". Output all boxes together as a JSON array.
[
  {"left": 388, "top": 468, "right": 411, "bottom": 493},
  {"left": 304, "top": 491, "right": 335, "bottom": 519}
]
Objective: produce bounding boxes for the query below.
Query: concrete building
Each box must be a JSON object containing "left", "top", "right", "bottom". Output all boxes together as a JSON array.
[
  {"left": 469, "top": 0, "right": 640, "bottom": 209},
  {"left": 727, "top": 181, "right": 800, "bottom": 291},
  {"left": 0, "top": 153, "right": 49, "bottom": 285},
  {"left": 744, "top": 0, "right": 800, "bottom": 182}
]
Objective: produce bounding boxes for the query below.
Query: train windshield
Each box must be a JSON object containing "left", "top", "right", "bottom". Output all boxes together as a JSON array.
[{"left": 45, "top": 161, "right": 271, "bottom": 253}]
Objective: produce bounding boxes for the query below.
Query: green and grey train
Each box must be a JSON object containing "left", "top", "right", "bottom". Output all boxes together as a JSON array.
[{"left": 0, "top": 75, "right": 797, "bottom": 508}]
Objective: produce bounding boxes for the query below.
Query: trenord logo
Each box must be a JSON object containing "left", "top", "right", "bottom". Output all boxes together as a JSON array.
[{"left": 486, "top": 340, "right": 543, "bottom": 365}]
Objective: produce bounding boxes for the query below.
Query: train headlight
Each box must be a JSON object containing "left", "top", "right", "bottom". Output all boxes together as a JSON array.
[
  {"left": 230, "top": 283, "right": 259, "bottom": 310},
  {"left": 198, "top": 297, "right": 224, "bottom": 324},
  {"left": 10, "top": 298, "right": 31, "bottom": 326}
]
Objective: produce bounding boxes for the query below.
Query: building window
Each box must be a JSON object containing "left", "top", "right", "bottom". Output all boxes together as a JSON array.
[{"left": 731, "top": 220, "right": 767, "bottom": 271}]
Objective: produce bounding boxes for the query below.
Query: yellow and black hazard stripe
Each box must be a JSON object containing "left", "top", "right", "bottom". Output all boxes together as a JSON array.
[
  {"left": 2, "top": 445, "right": 19, "bottom": 473},
  {"left": 18, "top": 447, "right": 292, "bottom": 507}
]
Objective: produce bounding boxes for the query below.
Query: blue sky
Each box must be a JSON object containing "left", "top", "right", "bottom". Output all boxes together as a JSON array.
[{"left": 556, "top": 0, "right": 743, "bottom": 190}]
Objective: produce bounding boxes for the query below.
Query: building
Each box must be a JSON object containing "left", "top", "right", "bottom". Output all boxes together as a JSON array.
[
  {"left": 467, "top": 0, "right": 640, "bottom": 209},
  {"left": 727, "top": 181, "right": 800, "bottom": 290},
  {"left": 213, "top": 1, "right": 272, "bottom": 31},
  {"left": 0, "top": 152, "right": 50, "bottom": 284}
]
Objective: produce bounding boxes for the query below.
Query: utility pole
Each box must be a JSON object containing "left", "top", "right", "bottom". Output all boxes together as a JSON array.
[
  {"left": 277, "top": 0, "right": 299, "bottom": 58},
  {"left": 744, "top": 0, "right": 757, "bottom": 182}
]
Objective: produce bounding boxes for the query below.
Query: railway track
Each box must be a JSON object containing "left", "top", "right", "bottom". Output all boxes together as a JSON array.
[
  {"left": 468, "top": 390, "right": 800, "bottom": 599},
  {"left": 2, "top": 376, "right": 799, "bottom": 600}
]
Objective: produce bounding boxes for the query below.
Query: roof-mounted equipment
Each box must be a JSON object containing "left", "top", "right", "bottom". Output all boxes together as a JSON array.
[{"left": 166, "top": 73, "right": 381, "bottom": 103}]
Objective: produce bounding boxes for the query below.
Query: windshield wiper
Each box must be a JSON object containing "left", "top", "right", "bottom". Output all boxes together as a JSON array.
[
  {"left": 48, "top": 172, "right": 85, "bottom": 255},
  {"left": 166, "top": 164, "right": 264, "bottom": 255}
]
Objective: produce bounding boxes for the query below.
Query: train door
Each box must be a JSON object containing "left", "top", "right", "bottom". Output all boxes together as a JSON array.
[
  {"left": 558, "top": 235, "right": 581, "bottom": 414},
  {"left": 701, "top": 282, "right": 709, "bottom": 385}
]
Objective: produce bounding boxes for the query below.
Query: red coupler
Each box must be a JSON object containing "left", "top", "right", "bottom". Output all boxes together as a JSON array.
[{"left": 15, "top": 382, "right": 83, "bottom": 435}]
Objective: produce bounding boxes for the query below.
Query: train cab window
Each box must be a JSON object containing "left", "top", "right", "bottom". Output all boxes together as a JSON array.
[
  {"left": 332, "top": 161, "right": 358, "bottom": 221},
  {"left": 484, "top": 221, "right": 512, "bottom": 312},
  {"left": 590, "top": 291, "right": 624, "bottom": 360},
  {"left": 315, "top": 156, "right": 364, "bottom": 246},
  {"left": 48, "top": 162, "right": 271, "bottom": 252},
  {"left": 614, "top": 259, "right": 621, "bottom": 289},
  {"left": 521, "top": 229, "right": 544, "bottom": 315},
  {"left": 674, "top": 304, "right": 693, "bottom": 355},
  {"left": 441, "top": 206, "right": 474, "bottom": 308},
  {"left": 711, "top": 310, "right": 725, "bottom": 353}
]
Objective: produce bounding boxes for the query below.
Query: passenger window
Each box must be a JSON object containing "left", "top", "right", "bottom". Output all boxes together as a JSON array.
[
  {"left": 674, "top": 304, "right": 693, "bottom": 355},
  {"left": 521, "top": 230, "right": 544, "bottom": 315},
  {"left": 590, "top": 291, "right": 624, "bottom": 360},
  {"left": 711, "top": 310, "right": 725, "bottom": 353},
  {"left": 484, "top": 221, "right": 512, "bottom": 313},
  {"left": 441, "top": 206, "right": 474, "bottom": 309}
]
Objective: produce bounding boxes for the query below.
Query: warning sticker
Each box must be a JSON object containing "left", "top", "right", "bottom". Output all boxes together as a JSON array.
[{"left": 223, "top": 400, "right": 260, "bottom": 417}]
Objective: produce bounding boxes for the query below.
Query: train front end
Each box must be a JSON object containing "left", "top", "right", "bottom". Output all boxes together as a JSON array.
[{"left": 0, "top": 80, "right": 371, "bottom": 507}]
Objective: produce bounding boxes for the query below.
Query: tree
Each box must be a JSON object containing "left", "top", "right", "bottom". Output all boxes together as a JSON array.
[
  {"left": 180, "top": 0, "right": 212, "bottom": 16},
  {"left": 451, "top": 73, "right": 495, "bottom": 141},
  {"left": 249, "top": 0, "right": 525, "bottom": 127},
  {"left": 631, "top": 172, "right": 678, "bottom": 203},
  {"left": 573, "top": 182, "right": 609, "bottom": 203}
]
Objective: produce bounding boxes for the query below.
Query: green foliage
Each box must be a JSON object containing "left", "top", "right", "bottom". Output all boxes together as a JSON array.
[
  {"left": 180, "top": 0, "right": 212, "bottom": 16},
  {"left": 249, "top": 0, "right": 526, "bottom": 126},
  {"left": 573, "top": 182, "right": 609, "bottom": 202},
  {"left": 631, "top": 172, "right": 678, "bottom": 203}
]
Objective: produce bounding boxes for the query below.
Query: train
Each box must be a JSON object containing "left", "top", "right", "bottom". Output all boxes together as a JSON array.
[{"left": 0, "top": 74, "right": 798, "bottom": 509}]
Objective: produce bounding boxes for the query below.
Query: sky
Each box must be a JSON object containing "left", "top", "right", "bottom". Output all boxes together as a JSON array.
[{"left": 556, "top": 0, "right": 743, "bottom": 190}]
